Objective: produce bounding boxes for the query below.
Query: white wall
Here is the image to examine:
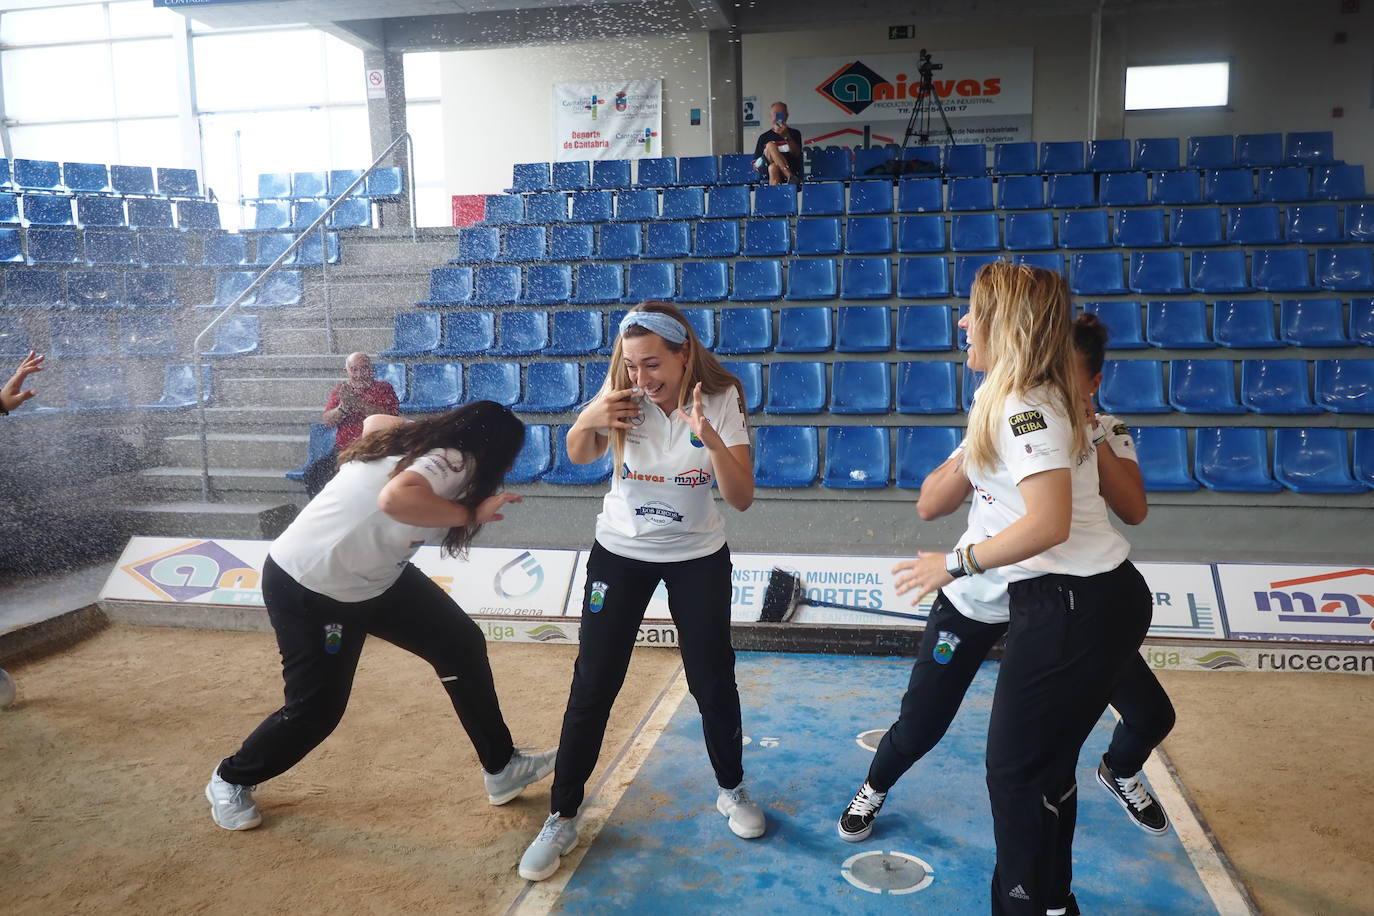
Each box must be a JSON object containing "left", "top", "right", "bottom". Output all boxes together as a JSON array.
[{"left": 438, "top": 33, "right": 714, "bottom": 197}]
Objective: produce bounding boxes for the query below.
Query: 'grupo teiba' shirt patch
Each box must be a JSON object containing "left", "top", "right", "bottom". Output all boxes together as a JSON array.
[{"left": 1008, "top": 410, "right": 1048, "bottom": 436}]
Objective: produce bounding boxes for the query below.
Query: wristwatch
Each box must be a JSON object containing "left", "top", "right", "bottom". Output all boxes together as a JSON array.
[{"left": 945, "top": 551, "right": 967, "bottom": 579}]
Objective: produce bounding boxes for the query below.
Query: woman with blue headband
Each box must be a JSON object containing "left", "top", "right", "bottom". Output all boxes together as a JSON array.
[{"left": 519, "top": 301, "right": 763, "bottom": 881}]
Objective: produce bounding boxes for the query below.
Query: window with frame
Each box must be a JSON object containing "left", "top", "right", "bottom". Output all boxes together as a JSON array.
[{"left": 1125, "top": 62, "right": 1230, "bottom": 111}]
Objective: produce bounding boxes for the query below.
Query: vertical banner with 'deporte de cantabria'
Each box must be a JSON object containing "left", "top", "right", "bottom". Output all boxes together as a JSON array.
[
  {"left": 785, "top": 48, "right": 1033, "bottom": 155},
  {"left": 553, "top": 79, "right": 663, "bottom": 162}
]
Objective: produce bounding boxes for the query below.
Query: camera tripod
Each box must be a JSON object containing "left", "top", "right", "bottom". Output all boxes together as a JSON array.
[{"left": 896, "top": 49, "right": 956, "bottom": 172}]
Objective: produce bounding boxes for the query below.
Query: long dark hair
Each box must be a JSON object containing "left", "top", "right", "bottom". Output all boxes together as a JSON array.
[
  {"left": 338, "top": 400, "right": 525, "bottom": 556},
  {"left": 1072, "top": 312, "right": 1110, "bottom": 376}
]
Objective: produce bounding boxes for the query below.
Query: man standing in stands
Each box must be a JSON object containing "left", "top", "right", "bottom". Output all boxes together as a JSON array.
[
  {"left": 753, "top": 101, "right": 805, "bottom": 186},
  {"left": 302, "top": 352, "right": 398, "bottom": 497}
]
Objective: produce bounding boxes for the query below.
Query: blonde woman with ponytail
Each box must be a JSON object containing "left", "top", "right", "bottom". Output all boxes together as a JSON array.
[
  {"left": 891, "top": 262, "right": 1153, "bottom": 916},
  {"left": 520, "top": 302, "right": 764, "bottom": 882}
]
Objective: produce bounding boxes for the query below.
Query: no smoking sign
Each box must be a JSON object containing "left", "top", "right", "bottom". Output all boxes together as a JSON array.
[{"left": 366, "top": 68, "right": 386, "bottom": 99}]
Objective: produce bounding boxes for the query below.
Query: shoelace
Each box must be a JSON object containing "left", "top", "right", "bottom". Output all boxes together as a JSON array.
[
  {"left": 725, "top": 785, "right": 754, "bottom": 806},
  {"left": 1114, "top": 774, "right": 1153, "bottom": 811},
  {"left": 847, "top": 785, "right": 886, "bottom": 818},
  {"left": 536, "top": 814, "right": 567, "bottom": 842}
]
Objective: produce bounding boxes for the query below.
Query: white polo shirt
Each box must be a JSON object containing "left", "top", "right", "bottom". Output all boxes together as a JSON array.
[
  {"left": 594, "top": 387, "right": 751, "bottom": 563},
  {"left": 962, "top": 385, "right": 1130, "bottom": 584},
  {"left": 270, "top": 448, "right": 470, "bottom": 602}
]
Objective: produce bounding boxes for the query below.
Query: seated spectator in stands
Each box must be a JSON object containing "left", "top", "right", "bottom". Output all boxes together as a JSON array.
[
  {"left": 753, "top": 102, "right": 804, "bottom": 186},
  {"left": 1, "top": 350, "right": 44, "bottom": 416},
  {"left": 303, "top": 352, "right": 399, "bottom": 497}
]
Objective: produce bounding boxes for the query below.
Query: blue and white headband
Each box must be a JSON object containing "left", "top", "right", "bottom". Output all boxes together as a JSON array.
[{"left": 619, "top": 311, "right": 688, "bottom": 344}]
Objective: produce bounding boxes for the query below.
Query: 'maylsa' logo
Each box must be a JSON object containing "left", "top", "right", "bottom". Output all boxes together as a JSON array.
[{"left": 1253, "top": 568, "right": 1374, "bottom": 628}]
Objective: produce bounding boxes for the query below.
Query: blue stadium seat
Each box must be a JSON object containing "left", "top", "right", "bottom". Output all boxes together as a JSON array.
[
  {"left": 1351, "top": 298, "right": 1374, "bottom": 346},
  {"left": 613, "top": 189, "right": 658, "bottom": 222},
  {"left": 520, "top": 263, "right": 573, "bottom": 305},
  {"left": 110, "top": 165, "right": 155, "bottom": 196},
  {"left": 27, "top": 228, "right": 80, "bottom": 264},
  {"left": 842, "top": 257, "right": 892, "bottom": 299},
  {"left": 288, "top": 171, "right": 326, "bottom": 199},
  {"left": 720, "top": 154, "right": 757, "bottom": 185},
  {"left": 1130, "top": 250, "right": 1189, "bottom": 294},
  {"left": 677, "top": 156, "right": 718, "bottom": 186},
  {"left": 730, "top": 260, "right": 783, "bottom": 301},
  {"left": 1312, "top": 164, "right": 1365, "bottom": 201},
  {"left": 897, "top": 256, "right": 950, "bottom": 299},
  {"left": 1187, "top": 135, "right": 1235, "bottom": 169},
  {"left": 897, "top": 179, "right": 942, "bottom": 213},
  {"left": 947, "top": 177, "right": 993, "bottom": 211},
  {"left": 801, "top": 182, "right": 844, "bottom": 216},
  {"left": 1083, "top": 301, "right": 1147, "bottom": 349},
  {"left": 1146, "top": 300, "right": 1212, "bottom": 349},
  {"left": 644, "top": 221, "right": 688, "bottom": 259},
  {"left": 453, "top": 225, "right": 500, "bottom": 263},
  {"left": 1316, "top": 359, "right": 1374, "bottom": 413},
  {"left": 1169, "top": 358, "right": 1244, "bottom": 413},
  {"left": 571, "top": 263, "right": 624, "bottom": 304},
  {"left": 331, "top": 197, "right": 372, "bottom": 229},
  {"left": 553, "top": 161, "right": 590, "bottom": 191},
  {"left": 999, "top": 214, "right": 1053, "bottom": 256},
  {"left": 48, "top": 314, "right": 111, "bottom": 357},
  {"left": 380, "top": 312, "right": 440, "bottom": 357},
  {"left": 1285, "top": 204, "right": 1341, "bottom": 244},
  {"left": 472, "top": 265, "right": 522, "bottom": 305},
  {"left": 623, "top": 261, "right": 675, "bottom": 302},
  {"left": 997, "top": 175, "right": 1043, "bottom": 210},
  {"left": 1252, "top": 248, "right": 1314, "bottom": 292},
  {"left": 753, "top": 185, "right": 797, "bottom": 217},
  {"left": 141, "top": 364, "right": 212, "bottom": 410},
  {"left": 1317, "top": 247, "right": 1374, "bottom": 291},
  {"left": 1190, "top": 250, "right": 1252, "bottom": 294},
  {"left": 253, "top": 232, "right": 295, "bottom": 267},
  {"left": 1152, "top": 171, "right": 1200, "bottom": 205},
  {"left": 895, "top": 360, "right": 959, "bottom": 414},
  {"left": 1040, "top": 141, "right": 1085, "bottom": 173},
  {"left": 66, "top": 365, "right": 131, "bottom": 411},
  {"left": 742, "top": 218, "right": 790, "bottom": 257},
  {"left": 1085, "top": 139, "right": 1130, "bottom": 173},
  {"left": 285, "top": 424, "right": 336, "bottom": 481},
  {"left": 0, "top": 314, "right": 30, "bottom": 355},
  {"left": 501, "top": 224, "right": 548, "bottom": 262},
  {"left": 506, "top": 424, "right": 551, "bottom": 483},
  {"left": 513, "top": 361, "right": 580, "bottom": 413},
  {"left": 1236, "top": 133, "right": 1283, "bottom": 168},
  {"left": 1134, "top": 138, "right": 1179, "bottom": 171},
  {"left": 491, "top": 311, "right": 550, "bottom": 356},
  {"left": 117, "top": 314, "right": 179, "bottom": 357},
  {"left": 894, "top": 426, "right": 963, "bottom": 489},
  {"left": 1070, "top": 252, "right": 1128, "bottom": 295},
  {"left": 63, "top": 161, "right": 111, "bottom": 193},
  {"left": 399, "top": 364, "right": 462, "bottom": 414},
  {"left": 1099, "top": 172, "right": 1148, "bottom": 207},
  {"left": 950, "top": 213, "right": 999, "bottom": 252},
  {"left": 693, "top": 219, "right": 739, "bottom": 257},
  {"left": 824, "top": 426, "right": 889, "bottom": 488},
  {"left": 127, "top": 271, "right": 180, "bottom": 307},
  {"left": 24, "top": 195, "right": 74, "bottom": 226},
  {"left": 372, "top": 363, "right": 406, "bottom": 402},
  {"left": 835, "top": 305, "right": 891, "bottom": 353},
  {"left": 511, "top": 162, "right": 551, "bottom": 192},
  {"left": 1356, "top": 429, "right": 1374, "bottom": 487},
  {"left": 253, "top": 201, "right": 291, "bottom": 231},
  {"left": 776, "top": 306, "right": 831, "bottom": 353},
  {"left": 636, "top": 158, "right": 677, "bottom": 189},
  {"left": 1275, "top": 428, "right": 1364, "bottom": 493},
  {"left": 1213, "top": 299, "right": 1279, "bottom": 348},
  {"left": 465, "top": 362, "right": 521, "bottom": 407},
  {"left": 15, "top": 159, "right": 62, "bottom": 190},
  {"left": 0, "top": 226, "right": 19, "bottom": 263},
  {"left": 848, "top": 181, "right": 894, "bottom": 215},
  {"left": 810, "top": 148, "right": 853, "bottom": 181},
  {"left": 154, "top": 167, "right": 198, "bottom": 196},
  {"left": 570, "top": 190, "right": 613, "bottom": 223},
  {"left": 1115, "top": 209, "right": 1167, "bottom": 247},
  {"left": 417, "top": 266, "right": 473, "bottom": 306},
  {"left": 1203, "top": 169, "right": 1254, "bottom": 204},
  {"left": 795, "top": 217, "right": 842, "bottom": 255},
  {"left": 764, "top": 361, "right": 826, "bottom": 414},
  {"left": 594, "top": 222, "right": 642, "bottom": 260},
  {"left": 896, "top": 306, "right": 951, "bottom": 351},
  {"left": 201, "top": 315, "right": 260, "bottom": 358},
  {"left": 591, "top": 159, "right": 631, "bottom": 190},
  {"left": 681, "top": 307, "right": 715, "bottom": 347},
  {"left": 1170, "top": 208, "right": 1223, "bottom": 246},
  {"left": 830, "top": 362, "right": 891, "bottom": 414},
  {"left": 255, "top": 172, "right": 290, "bottom": 198},
  {"left": 678, "top": 261, "right": 728, "bottom": 302},
  {"left": 720, "top": 361, "right": 762, "bottom": 413},
  {"left": 943, "top": 145, "right": 986, "bottom": 177},
  {"left": 327, "top": 169, "right": 364, "bottom": 198},
  {"left": 1013, "top": 253, "right": 1066, "bottom": 274},
  {"left": 523, "top": 192, "right": 567, "bottom": 223},
  {"left": 1285, "top": 131, "right": 1334, "bottom": 165},
  {"left": 1257, "top": 167, "right": 1310, "bottom": 202},
  {"left": 544, "top": 310, "right": 601, "bottom": 355},
  {"left": 719, "top": 306, "right": 774, "bottom": 354},
  {"left": 754, "top": 426, "right": 819, "bottom": 487},
  {"left": 993, "top": 142, "right": 1036, "bottom": 175},
  {"left": 703, "top": 185, "right": 745, "bottom": 218},
  {"left": 784, "top": 258, "right": 838, "bottom": 301},
  {"left": 291, "top": 200, "right": 328, "bottom": 230},
  {"left": 850, "top": 147, "right": 894, "bottom": 180},
  {"left": 435, "top": 311, "right": 495, "bottom": 357},
  {"left": 126, "top": 198, "right": 173, "bottom": 230},
  {"left": 1098, "top": 360, "right": 1170, "bottom": 413},
  {"left": 178, "top": 200, "right": 221, "bottom": 230},
  {"left": 1225, "top": 205, "right": 1281, "bottom": 244},
  {"left": 954, "top": 255, "right": 1000, "bottom": 297},
  {"left": 846, "top": 216, "right": 894, "bottom": 254},
  {"left": 66, "top": 270, "right": 123, "bottom": 309},
  {"left": 1130, "top": 427, "right": 1199, "bottom": 491},
  {"left": 898, "top": 214, "right": 947, "bottom": 253},
  {"left": 1059, "top": 210, "right": 1110, "bottom": 249},
  {"left": 364, "top": 167, "right": 403, "bottom": 200},
  {"left": 1241, "top": 359, "right": 1320, "bottom": 414},
  {"left": 0, "top": 192, "right": 16, "bottom": 224},
  {"left": 293, "top": 230, "right": 340, "bottom": 267},
  {"left": 6, "top": 270, "right": 64, "bottom": 307},
  {"left": 548, "top": 224, "right": 594, "bottom": 261}
]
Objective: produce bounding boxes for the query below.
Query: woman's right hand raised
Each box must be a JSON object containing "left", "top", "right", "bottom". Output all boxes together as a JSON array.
[{"left": 575, "top": 387, "right": 642, "bottom": 431}]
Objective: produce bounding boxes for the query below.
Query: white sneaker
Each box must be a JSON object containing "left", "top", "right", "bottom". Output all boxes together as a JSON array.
[
  {"left": 716, "top": 782, "right": 766, "bottom": 839},
  {"left": 205, "top": 768, "right": 262, "bottom": 831},
  {"left": 519, "top": 813, "right": 579, "bottom": 881},
  {"left": 485, "top": 747, "right": 557, "bottom": 806}
]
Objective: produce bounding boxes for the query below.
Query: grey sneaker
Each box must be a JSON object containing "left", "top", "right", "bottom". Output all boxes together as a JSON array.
[
  {"left": 485, "top": 747, "right": 557, "bottom": 805},
  {"left": 205, "top": 768, "right": 262, "bottom": 831},
  {"left": 716, "top": 782, "right": 766, "bottom": 838},
  {"left": 518, "top": 813, "right": 579, "bottom": 881},
  {"left": 1096, "top": 755, "right": 1169, "bottom": 835},
  {"left": 837, "top": 781, "right": 887, "bottom": 842}
]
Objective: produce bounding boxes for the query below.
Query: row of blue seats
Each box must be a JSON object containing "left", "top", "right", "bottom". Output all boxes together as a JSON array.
[
  {"left": 0, "top": 159, "right": 201, "bottom": 198},
  {"left": 1085, "top": 299, "right": 1374, "bottom": 350},
  {"left": 4, "top": 363, "right": 211, "bottom": 413},
  {"left": 1, "top": 228, "right": 337, "bottom": 269},
  {"left": 509, "top": 133, "right": 1341, "bottom": 190},
  {"left": 1096, "top": 358, "right": 1371, "bottom": 415},
  {"left": 2, "top": 193, "right": 220, "bottom": 231},
  {"left": 246, "top": 167, "right": 404, "bottom": 202},
  {"left": 251, "top": 198, "right": 373, "bottom": 231},
  {"left": 486, "top": 167, "right": 1368, "bottom": 224},
  {"left": 411, "top": 250, "right": 1374, "bottom": 307},
  {"left": 454, "top": 206, "right": 1374, "bottom": 265},
  {"left": 3, "top": 270, "right": 303, "bottom": 309},
  {"left": 1, "top": 313, "right": 186, "bottom": 358}
]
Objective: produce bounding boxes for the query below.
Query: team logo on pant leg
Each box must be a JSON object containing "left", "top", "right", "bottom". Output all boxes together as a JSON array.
[
  {"left": 589, "top": 581, "right": 609, "bottom": 613},
  {"left": 933, "top": 630, "right": 960, "bottom": 665},
  {"left": 323, "top": 623, "right": 344, "bottom": 654}
]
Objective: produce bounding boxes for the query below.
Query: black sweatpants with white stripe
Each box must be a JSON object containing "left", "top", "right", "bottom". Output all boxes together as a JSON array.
[{"left": 218, "top": 556, "right": 515, "bottom": 786}]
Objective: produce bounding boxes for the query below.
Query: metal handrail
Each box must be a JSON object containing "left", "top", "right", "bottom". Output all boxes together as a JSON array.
[{"left": 192, "top": 131, "right": 418, "bottom": 502}]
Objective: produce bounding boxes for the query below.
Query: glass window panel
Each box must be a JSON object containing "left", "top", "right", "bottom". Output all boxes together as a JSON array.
[
  {"left": 9, "top": 121, "right": 118, "bottom": 164},
  {"left": 324, "top": 34, "right": 365, "bottom": 105},
  {"left": 2, "top": 45, "right": 115, "bottom": 121},
  {"left": 112, "top": 39, "right": 178, "bottom": 117},
  {"left": 108, "top": 0, "right": 180, "bottom": 38},
  {"left": 1125, "top": 63, "right": 1229, "bottom": 111},
  {"left": 0, "top": 4, "right": 107, "bottom": 44},
  {"left": 406, "top": 102, "right": 446, "bottom": 227},
  {"left": 117, "top": 117, "right": 183, "bottom": 168},
  {"left": 194, "top": 30, "right": 327, "bottom": 110},
  {"left": 326, "top": 106, "right": 370, "bottom": 169},
  {"left": 403, "top": 52, "right": 440, "bottom": 100}
]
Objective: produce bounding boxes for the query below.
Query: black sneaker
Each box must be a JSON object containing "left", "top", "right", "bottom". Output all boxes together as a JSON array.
[
  {"left": 1096, "top": 755, "right": 1169, "bottom": 835},
  {"left": 837, "top": 781, "right": 887, "bottom": 842}
]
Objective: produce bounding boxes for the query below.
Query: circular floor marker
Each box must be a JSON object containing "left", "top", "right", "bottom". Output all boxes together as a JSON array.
[
  {"left": 855, "top": 728, "right": 887, "bottom": 752},
  {"left": 840, "top": 850, "right": 935, "bottom": 895}
]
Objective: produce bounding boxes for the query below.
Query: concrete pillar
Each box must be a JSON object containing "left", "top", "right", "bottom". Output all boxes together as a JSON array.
[
  {"left": 707, "top": 28, "right": 743, "bottom": 154},
  {"left": 1091, "top": 9, "right": 1128, "bottom": 139},
  {"left": 363, "top": 49, "right": 410, "bottom": 228}
]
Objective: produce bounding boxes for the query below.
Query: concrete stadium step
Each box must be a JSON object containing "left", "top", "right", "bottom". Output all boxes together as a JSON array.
[
  {"left": 255, "top": 326, "right": 392, "bottom": 355},
  {"left": 121, "top": 500, "right": 299, "bottom": 540},
  {"left": 331, "top": 238, "right": 455, "bottom": 273},
  {"left": 163, "top": 431, "right": 308, "bottom": 469},
  {"left": 140, "top": 466, "right": 302, "bottom": 497},
  {"left": 215, "top": 375, "right": 338, "bottom": 408},
  {"left": 150, "top": 406, "right": 323, "bottom": 434},
  {"left": 301, "top": 280, "right": 430, "bottom": 311}
]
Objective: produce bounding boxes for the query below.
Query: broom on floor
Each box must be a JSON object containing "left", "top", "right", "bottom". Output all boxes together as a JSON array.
[{"left": 758, "top": 568, "right": 925, "bottom": 624}]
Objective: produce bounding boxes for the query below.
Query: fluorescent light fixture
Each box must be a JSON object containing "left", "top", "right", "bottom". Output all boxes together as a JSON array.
[{"left": 1125, "top": 62, "right": 1229, "bottom": 110}]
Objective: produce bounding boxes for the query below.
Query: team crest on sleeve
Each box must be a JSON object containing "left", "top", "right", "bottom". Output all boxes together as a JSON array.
[
  {"left": 589, "top": 581, "right": 608, "bottom": 613},
  {"left": 323, "top": 623, "right": 344, "bottom": 654},
  {"left": 1008, "top": 410, "right": 1047, "bottom": 437},
  {"left": 933, "top": 631, "right": 961, "bottom": 665}
]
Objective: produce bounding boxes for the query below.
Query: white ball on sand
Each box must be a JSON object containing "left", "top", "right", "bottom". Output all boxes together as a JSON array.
[{"left": 0, "top": 668, "right": 16, "bottom": 709}]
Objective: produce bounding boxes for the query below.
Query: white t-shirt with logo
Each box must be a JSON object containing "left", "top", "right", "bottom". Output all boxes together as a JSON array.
[
  {"left": 961, "top": 385, "right": 1130, "bottom": 584},
  {"left": 594, "top": 387, "right": 751, "bottom": 563},
  {"left": 270, "top": 448, "right": 471, "bottom": 602}
]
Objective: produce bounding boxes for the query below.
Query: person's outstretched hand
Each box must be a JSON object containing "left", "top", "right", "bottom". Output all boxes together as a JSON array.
[{"left": 1, "top": 351, "right": 43, "bottom": 413}]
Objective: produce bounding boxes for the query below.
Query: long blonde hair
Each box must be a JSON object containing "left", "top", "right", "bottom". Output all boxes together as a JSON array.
[
  {"left": 605, "top": 301, "right": 748, "bottom": 468},
  {"left": 963, "top": 261, "right": 1088, "bottom": 474}
]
